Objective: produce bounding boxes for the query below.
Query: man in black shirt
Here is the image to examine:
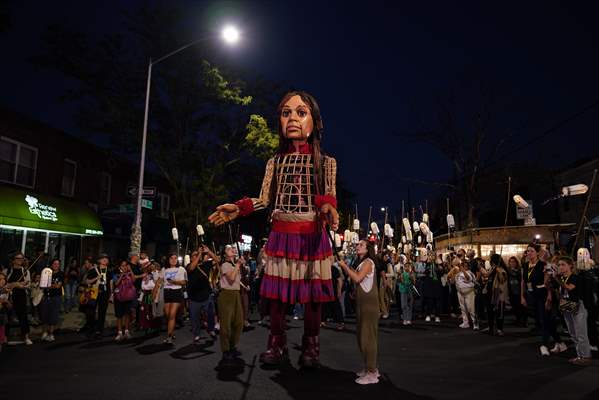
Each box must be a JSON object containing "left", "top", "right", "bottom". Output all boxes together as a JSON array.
[
  {"left": 187, "top": 245, "right": 217, "bottom": 343},
  {"left": 85, "top": 254, "right": 112, "bottom": 338}
]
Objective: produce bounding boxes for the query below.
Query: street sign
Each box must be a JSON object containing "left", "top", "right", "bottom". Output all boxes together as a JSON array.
[
  {"left": 516, "top": 200, "right": 533, "bottom": 219},
  {"left": 141, "top": 199, "right": 153, "bottom": 210},
  {"left": 127, "top": 186, "right": 157, "bottom": 197}
]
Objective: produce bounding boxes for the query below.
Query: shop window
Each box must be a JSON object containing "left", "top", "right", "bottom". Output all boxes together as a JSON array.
[
  {"left": 159, "top": 193, "right": 170, "bottom": 219},
  {"left": 61, "top": 159, "right": 77, "bottom": 197},
  {"left": 0, "top": 137, "right": 37, "bottom": 188},
  {"left": 99, "top": 172, "right": 111, "bottom": 205}
]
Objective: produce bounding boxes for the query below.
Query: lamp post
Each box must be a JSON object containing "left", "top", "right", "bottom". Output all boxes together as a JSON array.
[{"left": 130, "top": 26, "right": 241, "bottom": 255}]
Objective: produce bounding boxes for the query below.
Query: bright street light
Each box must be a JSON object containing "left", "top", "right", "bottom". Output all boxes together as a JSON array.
[{"left": 222, "top": 25, "right": 240, "bottom": 44}]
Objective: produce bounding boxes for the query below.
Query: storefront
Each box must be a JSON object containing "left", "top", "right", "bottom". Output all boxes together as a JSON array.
[{"left": 0, "top": 186, "right": 103, "bottom": 268}]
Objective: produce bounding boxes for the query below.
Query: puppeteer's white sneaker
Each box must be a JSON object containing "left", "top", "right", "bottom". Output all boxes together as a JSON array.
[
  {"left": 425, "top": 316, "right": 431, "bottom": 322},
  {"left": 459, "top": 322, "right": 470, "bottom": 329},
  {"left": 435, "top": 316, "right": 441, "bottom": 323},
  {"left": 355, "top": 372, "right": 379, "bottom": 385},
  {"left": 41, "top": 332, "right": 49, "bottom": 341},
  {"left": 356, "top": 369, "right": 380, "bottom": 378}
]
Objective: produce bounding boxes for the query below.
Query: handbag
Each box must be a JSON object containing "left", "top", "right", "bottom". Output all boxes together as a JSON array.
[
  {"left": 79, "top": 286, "right": 99, "bottom": 305},
  {"left": 559, "top": 298, "right": 579, "bottom": 314},
  {"left": 115, "top": 274, "right": 137, "bottom": 302}
]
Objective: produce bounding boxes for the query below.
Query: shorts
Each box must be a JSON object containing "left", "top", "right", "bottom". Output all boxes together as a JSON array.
[
  {"left": 40, "top": 295, "right": 61, "bottom": 325},
  {"left": 164, "top": 289, "right": 184, "bottom": 304},
  {"left": 114, "top": 300, "right": 132, "bottom": 318}
]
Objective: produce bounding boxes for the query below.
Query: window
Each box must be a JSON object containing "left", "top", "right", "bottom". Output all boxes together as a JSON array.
[
  {"left": 99, "top": 172, "right": 111, "bottom": 205},
  {"left": 61, "top": 159, "right": 77, "bottom": 196},
  {"left": 0, "top": 137, "right": 38, "bottom": 188},
  {"left": 159, "top": 193, "right": 170, "bottom": 218}
]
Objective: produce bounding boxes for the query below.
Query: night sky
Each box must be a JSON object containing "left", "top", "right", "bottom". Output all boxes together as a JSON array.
[{"left": 2, "top": 0, "right": 599, "bottom": 221}]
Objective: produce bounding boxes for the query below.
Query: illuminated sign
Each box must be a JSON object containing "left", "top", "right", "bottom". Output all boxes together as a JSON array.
[
  {"left": 25, "top": 195, "right": 58, "bottom": 222},
  {"left": 85, "top": 229, "right": 104, "bottom": 235}
]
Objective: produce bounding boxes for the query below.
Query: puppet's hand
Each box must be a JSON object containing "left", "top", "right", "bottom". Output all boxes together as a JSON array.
[
  {"left": 208, "top": 204, "right": 240, "bottom": 226},
  {"left": 320, "top": 203, "right": 339, "bottom": 231}
]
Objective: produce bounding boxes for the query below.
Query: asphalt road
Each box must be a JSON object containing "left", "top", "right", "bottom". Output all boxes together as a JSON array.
[{"left": 1, "top": 311, "right": 598, "bottom": 400}]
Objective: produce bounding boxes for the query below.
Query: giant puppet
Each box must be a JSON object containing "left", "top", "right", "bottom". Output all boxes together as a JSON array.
[{"left": 209, "top": 91, "right": 339, "bottom": 367}]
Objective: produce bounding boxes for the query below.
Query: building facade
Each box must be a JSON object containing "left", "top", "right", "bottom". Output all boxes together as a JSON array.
[{"left": 0, "top": 108, "right": 174, "bottom": 269}]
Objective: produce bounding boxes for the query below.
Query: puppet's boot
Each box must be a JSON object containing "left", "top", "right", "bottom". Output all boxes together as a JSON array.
[
  {"left": 298, "top": 335, "right": 320, "bottom": 368},
  {"left": 259, "top": 334, "right": 288, "bottom": 365}
]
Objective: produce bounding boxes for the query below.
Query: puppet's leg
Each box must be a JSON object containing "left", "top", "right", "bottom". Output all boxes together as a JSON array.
[
  {"left": 259, "top": 300, "right": 288, "bottom": 364},
  {"left": 299, "top": 301, "right": 321, "bottom": 368}
]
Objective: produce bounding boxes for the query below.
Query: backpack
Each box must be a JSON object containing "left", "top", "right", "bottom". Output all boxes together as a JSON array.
[{"left": 115, "top": 273, "right": 137, "bottom": 302}]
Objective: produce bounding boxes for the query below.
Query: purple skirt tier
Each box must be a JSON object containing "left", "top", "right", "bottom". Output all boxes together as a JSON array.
[{"left": 265, "top": 229, "right": 332, "bottom": 261}]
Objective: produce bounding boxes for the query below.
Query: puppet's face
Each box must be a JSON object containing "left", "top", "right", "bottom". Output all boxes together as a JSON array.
[{"left": 280, "top": 95, "right": 313, "bottom": 141}]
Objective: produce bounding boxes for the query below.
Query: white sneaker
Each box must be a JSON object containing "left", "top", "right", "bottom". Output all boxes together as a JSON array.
[
  {"left": 473, "top": 323, "right": 480, "bottom": 331},
  {"left": 459, "top": 322, "right": 470, "bottom": 329},
  {"left": 47, "top": 335, "right": 55, "bottom": 342},
  {"left": 124, "top": 330, "right": 131, "bottom": 340},
  {"left": 356, "top": 369, "right": 380, "bottom": 378},
  {"left": 590, "top": 345, "right": 598, "bottom": 352},
  {"left": 550, "top": 342, "right": 567, "bottom": 354},
  {"left": 540, "top": 345, "right": 550, "bottom": 356},
  {"left": 115, "top": 332, "right": 124, "bottom": 341},
  {"left": 41, "top": 332, "right": 49, "bottom": 341},
  {"left": 215, "top": 322, "right": 220, "bottom": 331},
  {"left": 435, "top": 316, "right": 441, "bottom": 323},
  {"left": 382, "top": 314, "right": 389, "bottom": 319},
  {"left": 355, "top": 372, "right": 379, "bottom": 385},
  {"left": 293, "top": 315, "right": 299, "bottom": 320},
  {"left": 406, "top": 320, "right": 412, "bottom": 325},
  {"left": 425, "top": 316, "right": 431, "bottom": 322},
  {"left": 402, "top": 320, "right": 408, "bottom": 326},
  {"left": 24, "top": 337, "right": 33, "bottom": 346}
]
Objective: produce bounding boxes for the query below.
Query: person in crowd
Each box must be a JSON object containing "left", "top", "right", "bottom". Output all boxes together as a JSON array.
[
  {"left": 378, "top": 254, "right": 390, "bottom": 319},
  {"left": 521, "top": 244, "right": 566, "bottom": 356},
  {"left": 576, "top": 257, "right": 599, "bottom": 352},
  {"left": 398, "top": 262, "right": 415, "bottom": 325},
  {"left": 128, "top": 253, "right": 144, "bottom": 330},
  {"left": 0, "top": 272, "right": 11, "bottom": 352},
  {"left": 162, "top": 253, "right": 188, "bottom": 345},
  {"left": 338, "top": 240, "right": 380, "bottom": 385},
  {"left": 553, "top": 256, "right": 592, "bottom": 365},
  {"left": 40, "top": 258, "right": 64, "bottom": 342},
  {"left": 111, "top": 260, "right": 136, "bottom": 341},
  {"left": 139, "top": 261, "right": 161, "bottom": 336},
  {"left": 507, "top": 256, "right": 526, "bottom": 326},
  {"left": 5, "top": 252, "right": 32, "bottom": 345},
  {"left": 413, "top": 252, "right": 427, "bottom": 319},
  {"left": 329, "top": 261, "right": 345, "bottom": 330},
  {"left": 85, "top": 254, "right": 112, "bottom": 339},
  {"left": 187, "top": 245, "right": 218, "bottom": 344},
  {"left": 422, "top": 251, "right": 443, "bottom": 323},
  {"left": 456, "top": 259, "right": 478, "bottom": 330},
  {"left": 447, "top": 254, "right": 461, "bottom": 318},
  {"left": 64, "top": 258, "right": 80, "bottom": 313},
  {"left": 484, "top": 254, "right": 508, "bottom": 336},
  {"left": 29, "top": 271, "right": 43, "bottom": 325},
  {"left": 218, "top": 245, "right": 245, "bottom": 363}
]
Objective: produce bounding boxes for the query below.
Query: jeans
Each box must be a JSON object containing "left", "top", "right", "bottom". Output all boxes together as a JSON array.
[
  {"left": 64, "top": 282, "right": 79, "bottom": 311},
  {"left": 189, "top": 298, "right": 215, "bottom": 337},
  {"left": 563, "top": 301, "right": 591, "bottom": 358},
  {"left": 400, "top": 291, "right": 413, "bottom": 321}
]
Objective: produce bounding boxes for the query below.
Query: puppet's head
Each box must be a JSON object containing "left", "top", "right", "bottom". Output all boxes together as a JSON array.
[{"left": 277, "top": 91, "right": 323, "bottom": 144}]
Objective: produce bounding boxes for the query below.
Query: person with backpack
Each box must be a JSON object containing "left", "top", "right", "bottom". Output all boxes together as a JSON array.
[{"left": 111, "top": 260, "right": 137, "bottom": 341}]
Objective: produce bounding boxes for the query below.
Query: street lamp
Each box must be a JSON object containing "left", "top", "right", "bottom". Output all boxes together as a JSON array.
[{"left": 130, "top": 26, "right": 241, "bottom": 255}]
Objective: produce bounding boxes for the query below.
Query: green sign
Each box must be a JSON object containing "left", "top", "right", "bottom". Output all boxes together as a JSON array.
[
  {"left": 141, "top": 199, "right": 153, "bottom": 210},
  {"left": 0, "top": 186, "right": 103, "bottom": 236}
]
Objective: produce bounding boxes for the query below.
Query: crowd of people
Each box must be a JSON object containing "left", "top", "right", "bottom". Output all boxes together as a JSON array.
[{"left": 1, "top": 240, "right": 597, "bottom": 371}]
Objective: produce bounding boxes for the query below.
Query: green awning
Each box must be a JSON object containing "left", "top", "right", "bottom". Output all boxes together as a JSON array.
[{"left": 0, "top": 186, "right": 103, "bottom": 236}]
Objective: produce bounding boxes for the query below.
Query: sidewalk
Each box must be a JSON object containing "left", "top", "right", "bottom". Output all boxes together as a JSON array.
[{"left": 7, "top": 304, "right": 118, "bottom": 341}]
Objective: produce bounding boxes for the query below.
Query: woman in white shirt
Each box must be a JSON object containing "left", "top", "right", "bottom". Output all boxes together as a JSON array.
[
  {"left": 339, "top": 240, "right": 380, "bottom": 385},
  {"left": 162, "top": 254, "right": 187, "bottom": 344}
]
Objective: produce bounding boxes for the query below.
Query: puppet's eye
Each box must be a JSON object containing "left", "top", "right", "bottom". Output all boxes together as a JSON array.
[
  {"left": 281, "top": 110, "right": 291, "bottom": 117},
  {"left": 298, "top": 110, "right": 307, "bottom": 117}
]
